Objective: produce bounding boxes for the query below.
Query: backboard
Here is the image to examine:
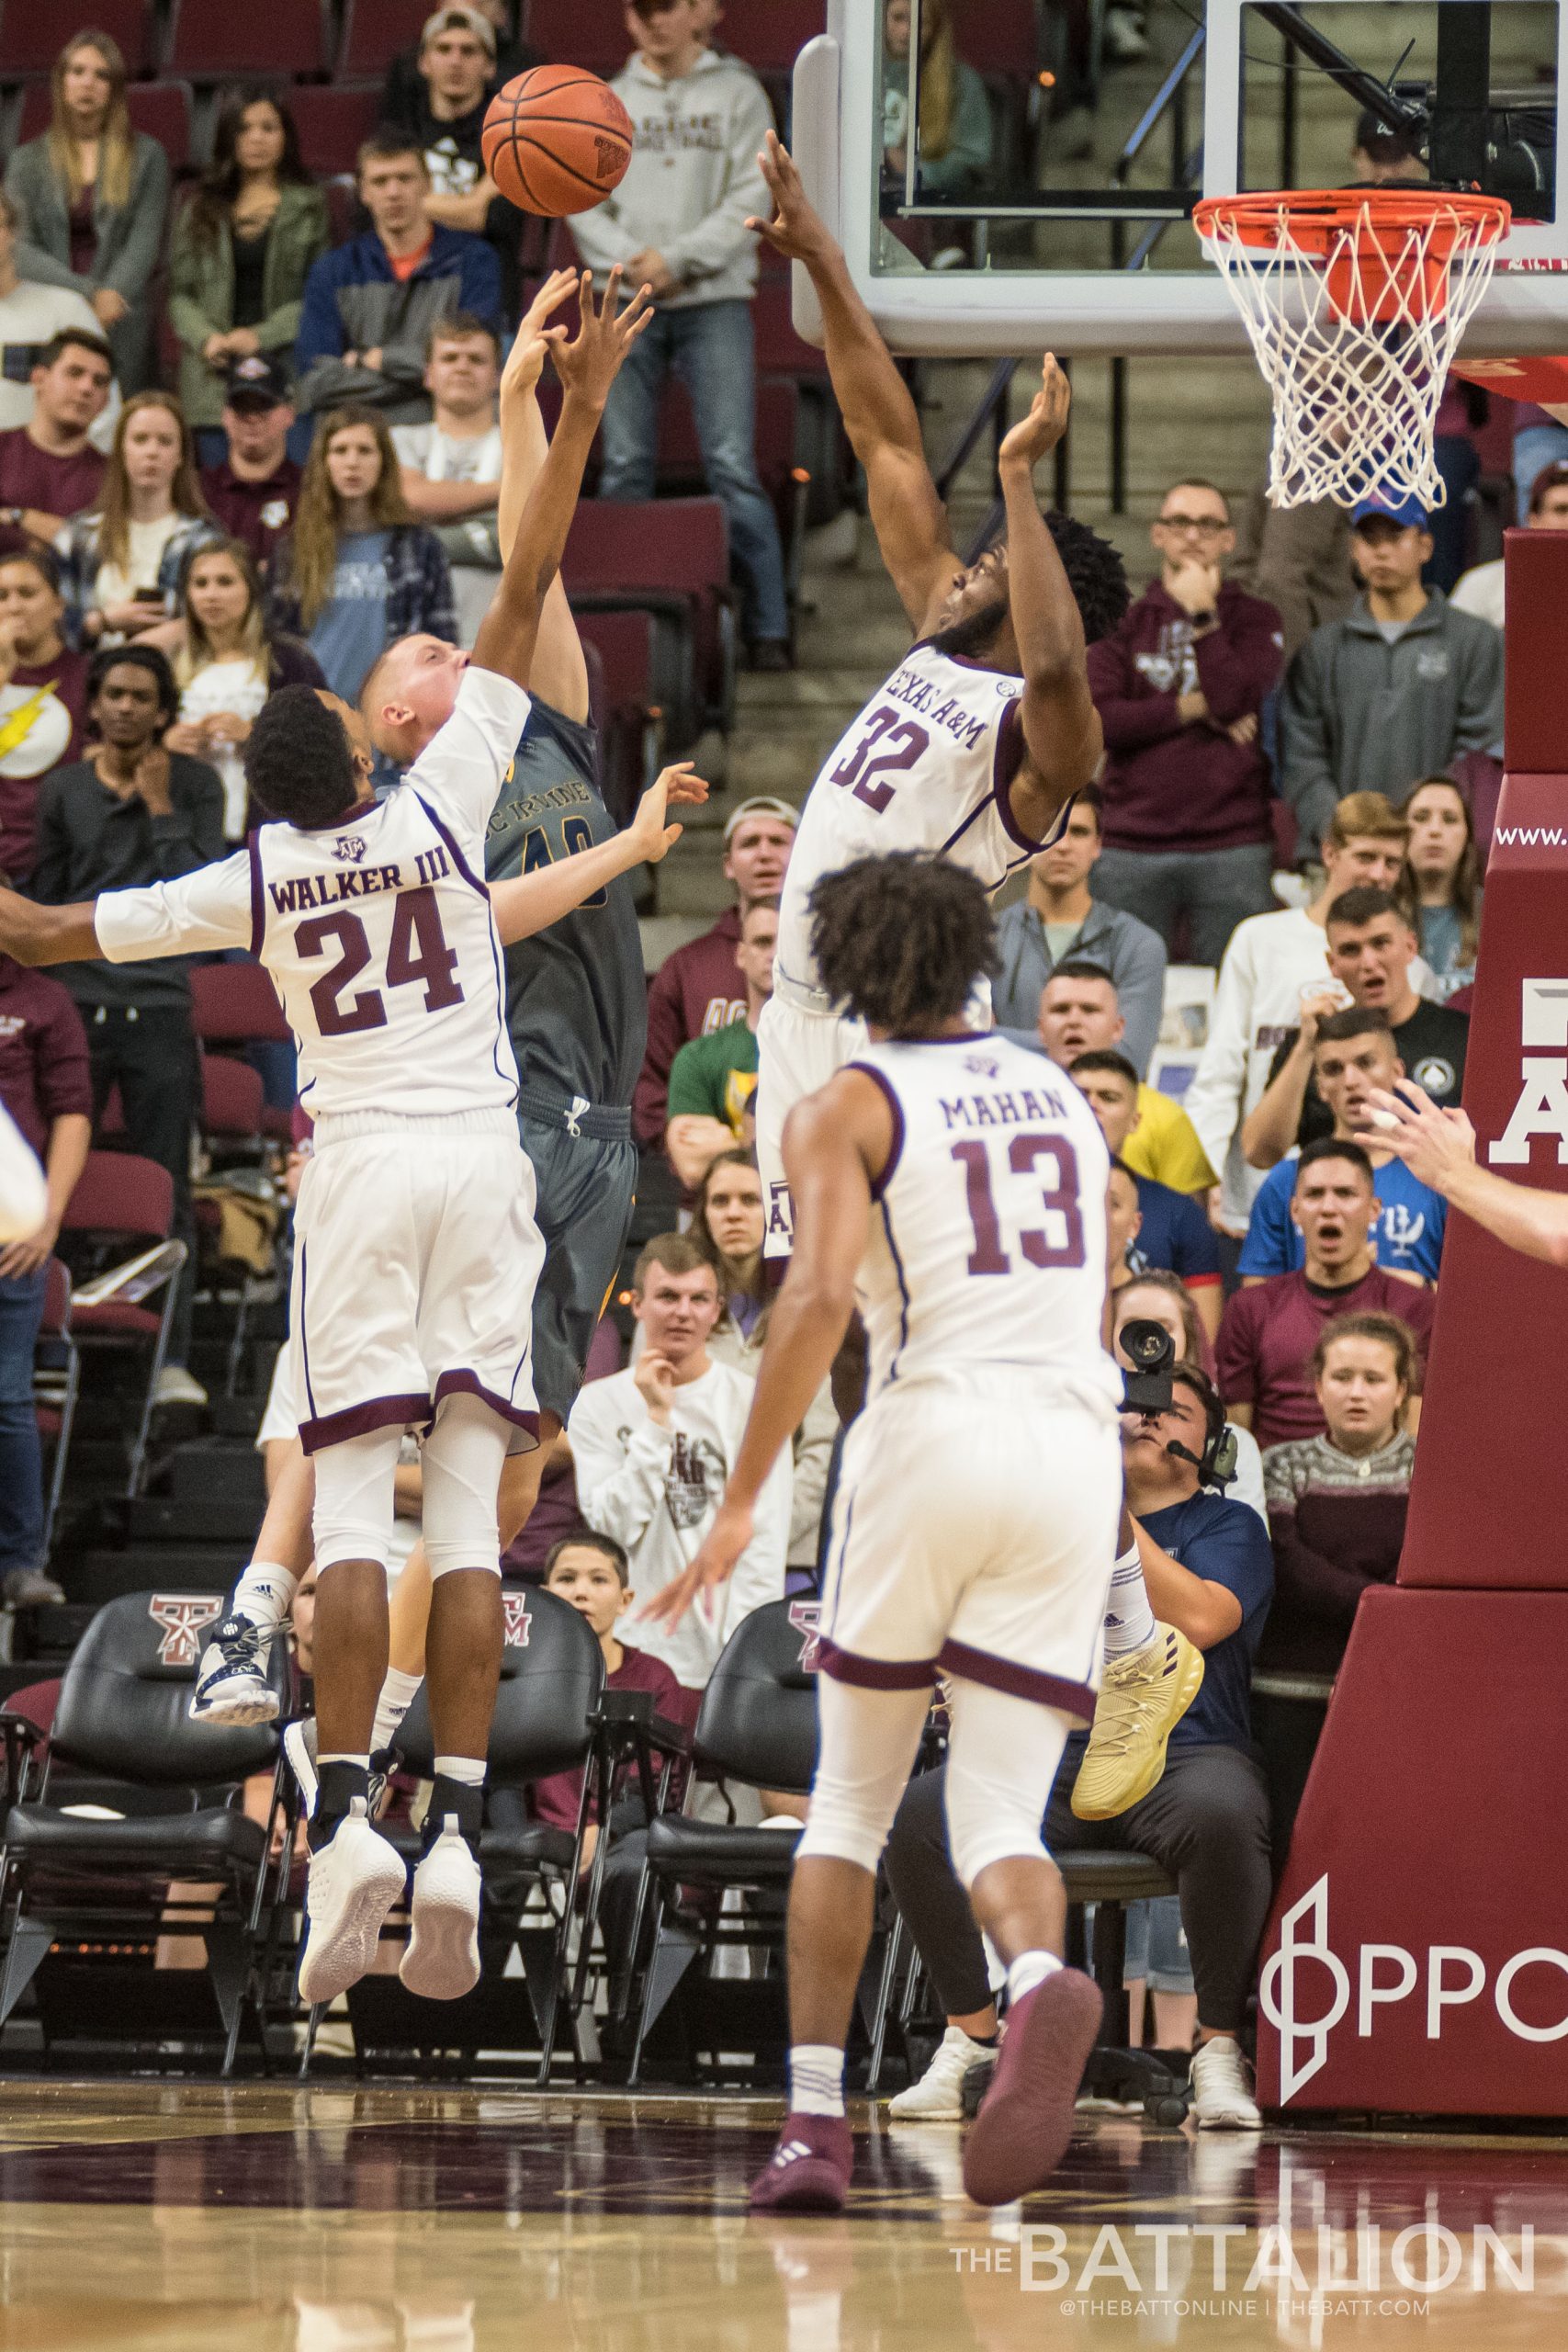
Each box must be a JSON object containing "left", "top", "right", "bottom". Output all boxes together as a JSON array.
[{"left": 796, "top": 0, "right": 1568, "bottom": 356}]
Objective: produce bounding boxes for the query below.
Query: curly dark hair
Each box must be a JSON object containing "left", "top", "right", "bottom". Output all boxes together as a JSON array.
[
  {"left": 809, "top": 853, "right": 996, "bottom": 1033},
  {"left": 86, "top": 642, "right": 179, "bottom": 729},
  {"left": 243, "top": 686, "right": 361, "bottom": 829},
  {"left": 1043, "top": 509, "right": 1131, "bottom": 644}
]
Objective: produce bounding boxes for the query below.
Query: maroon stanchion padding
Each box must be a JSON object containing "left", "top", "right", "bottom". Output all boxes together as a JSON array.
[{"left": 1256, "top": 527, "right": 1568, "bottom": 2115}]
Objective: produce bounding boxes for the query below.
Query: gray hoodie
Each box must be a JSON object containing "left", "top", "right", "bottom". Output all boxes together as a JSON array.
[{"left": 569, "top": 49, "right": 773, "bottom": 310}]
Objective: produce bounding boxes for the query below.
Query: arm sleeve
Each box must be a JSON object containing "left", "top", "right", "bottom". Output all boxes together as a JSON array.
[
  {"left": 403, "top": 663, "right": 530, "bottom": 846},
  {"left": 1269, "top": 1505, "right": 1374, "bottom": 1629},
  {"left": 1184, "top": 926, "right": 1255, "bottom": 1176},
  {"left": 567, "top": 1386, "right": 673, "bottom": 1554},
  {"left": 102, "top": 142, "right": 170, "bottom": 301},
  {"left": 254, "top": 192, "right": 330, "bottom": 353},
  {"left": 167, "top": 206, "right": 223, "bottom": 353},
  {"left": 1087, "top": 633, "right": 1182, "bottom": 751},
  {"left": 719, "top": 1438, "right": 792, "bottom": 1643},
  {"left": 1214, "top": 1291, "right": 1260, "bottom": 1410},
  {"left": 1279, "top": 638, "right": 1342, "bottom": 855},
  {"left": 1236, "top": 1170, "right": 1295, "bottom": 1278},
  {"left": 1110, "top": 919, "right": 1168, "bottom": 1080},
  {"left": 93, "top": 849, "right": 254, "bottom": 962},
  {"left": 1192, "top": 597, "right": 1285, "bottom": 723},
  {"left": 1450, "top": 618, "right": 1505, "bottom": 754},
  {"left": 28, "top": 779, "right": 72, "bottom": 906},
  {"left": 633, "top": 955, "right": 690, "bottom": 1147},
  {"left": 150, "top": 764, "right": 226, "bottom": 878},
  {"left": 1172, "top": 1193, "right": 1223, "bottom": 1283},
  {"left": 660, "top": 80, "right": 774, "bottom": 286}
]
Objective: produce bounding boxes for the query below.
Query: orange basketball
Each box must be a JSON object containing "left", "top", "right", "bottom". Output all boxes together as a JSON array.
[{"left": 481, "top": 66, "right": 635, "bottom": 219}]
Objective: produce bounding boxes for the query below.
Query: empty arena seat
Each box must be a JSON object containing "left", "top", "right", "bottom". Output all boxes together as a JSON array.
[
  {"left": 61, "top": 1152, "right": 186, "bottom": 1498},
  {"left": 721, "top": 0, "right": 826, "bottom": 75},
  {"left": 577, "top": 606, "right": 662, "bottom": 827},
  {"left": 336, "top": 0, "right": 440, "bottom": 82},
  {"left": 563, "top": 497, "right": 734, "bottom": 744},
  {"left": 33, "top": 1257, "right": 79, "bottom": 1559},
  {"left": 125, "top": 81, "right": 196, "bottom": 169},
  {"left": 189, "top": 959, "right": 290, "bottom": 1047},
  {"left": 164, "top": 0, "right": 332, "bottom": 80},
  {"left": 523, "top": 0, "right": 632, "bottom": 79},
  {"left": 288, "top": 84, "right": 385, "bottom": 178},
  {"left": 0, "top": 0, "right": 154, "bottom": 82}
]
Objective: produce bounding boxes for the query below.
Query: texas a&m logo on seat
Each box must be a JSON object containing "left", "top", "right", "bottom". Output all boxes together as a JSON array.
[
  {"left": 789, "top": 1600, "right": 822, "bottom": 1672},
  {"left": 502, "top": 1594, "right": 532, "bottom": 1649},
  {"left": 149, "top": 1595, "right": 223, "bottom": 1668}
]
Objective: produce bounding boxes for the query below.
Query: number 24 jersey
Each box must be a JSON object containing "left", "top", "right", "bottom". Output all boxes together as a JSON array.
[
  {"left": 94, "top": 667, "right": 527, "bottom": 1125},
  {"left": 851, "top": 1033, "right": 1122, "bottom": 1415}
]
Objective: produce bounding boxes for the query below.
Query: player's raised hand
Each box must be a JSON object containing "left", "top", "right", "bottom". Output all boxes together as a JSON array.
[
  {"left": 626, "top": 763, "right": 708, "bottom": 867},
  {"left": 998, "top": 356, "right": 1072, "bottom": 472},
  {"left": 1357, "top": 1080, "right": 1477, "bottom": 1193},
  {"left": 747, "top": 130, "right": 835, "bottom": 266},
  {"left": 640, "top": 1498, "right": 755, "bottom": 1634},
  {"left": 517, "top": 266, "right": 581, "bottom": 347},
  {"left": 545, "top": 268, "right": 654, "bottom": 410}
]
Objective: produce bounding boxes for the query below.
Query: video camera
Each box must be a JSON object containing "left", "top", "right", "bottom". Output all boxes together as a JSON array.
[{"left": 1119, "top": 1317, "right": 1179, "bottom": 1416}]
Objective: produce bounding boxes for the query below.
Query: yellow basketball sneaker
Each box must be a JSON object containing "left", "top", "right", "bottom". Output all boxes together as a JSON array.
[{"left": 1070, "top": 1624, "right": 1204, "bottom": 1821}]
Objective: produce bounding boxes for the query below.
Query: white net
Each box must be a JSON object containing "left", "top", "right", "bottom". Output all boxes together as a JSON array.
[{"left": 1196, "top": 195, "right": 1508, "bottom": 511}]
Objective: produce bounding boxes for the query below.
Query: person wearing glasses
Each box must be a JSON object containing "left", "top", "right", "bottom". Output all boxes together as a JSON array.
[{"left": 1085, "top": 479, "right": 1285, "bottom": 968}]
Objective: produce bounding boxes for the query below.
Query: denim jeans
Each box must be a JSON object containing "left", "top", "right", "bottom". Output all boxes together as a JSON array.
[
  {"left": 1428, "top": 434, "right": 1480, "bottom": 594},
  {"left": 597, "top": 299, "right": 790, "bottom": 643},
  {"left": 1091, "top": 842, "right": 1276, "bottom": 968},
  {"left": 1513, "top": 422, "right": 1568, "bottom": 521},
  {"left": 0, "top": 1266, "right": 48, "bottom": 1581}
]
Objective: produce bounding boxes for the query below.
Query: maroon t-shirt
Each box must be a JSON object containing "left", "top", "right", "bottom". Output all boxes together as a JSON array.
[
  {"left": 531, "top": 1644, "right": 687, "bottom": 1831},
  {"left": 0, "top": 648, "right": 89, "bottom": 884},
  {"left": 0, "top": 429, "right": 105, "bottom": 550},
  {"left": 0, "top": 953, "right": 92, "bottom": 1156},
  {"left": 198, "top": 458, "right": 303, "bottom": 577},
  {"left": 1216, "top": 1267, "right": 1438, "bottom": 1451},
  {"left": 633, "top": 907, "right": 747, "bottom": 1145}
]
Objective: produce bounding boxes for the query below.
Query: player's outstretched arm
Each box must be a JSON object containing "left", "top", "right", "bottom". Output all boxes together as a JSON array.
[
  {"left": 490, "top": 763, "right": 707, "bottom": 945},
  {"left": 0, "top": 887, "right": 104, "bottom": 967},
  {"left": 641, "top": 1070, "right": 893, "bottom": 1631},
  {"left": 997, "top": 357, "right": 1102, "bottom": 840},
  {"left": 471, "top": 268, "right": 653, "bottom": 696},
  {"left": 493, "top": 267, "right": 592, "bottom": 724},
  {"left": 749, "top": 131, "right": 956, "bottom": 631},
  {"left": 1363, "top": 1079, "right": 1568, "bottom": 1267}
]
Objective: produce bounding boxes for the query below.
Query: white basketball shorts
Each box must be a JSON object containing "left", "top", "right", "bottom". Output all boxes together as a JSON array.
[
  {"left": 755, "top": 988, "right": 867, "bottom": 1260},
  {"left": 290, "top": 1111, "right": 545, "bottom": 1456},
  {"left": 817, "top": 1371, "right": 1121, "bottom": 1721}
]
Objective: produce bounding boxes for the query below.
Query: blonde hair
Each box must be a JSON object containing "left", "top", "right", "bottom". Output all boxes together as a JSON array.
[
  {"left": 288, "top": 405, "right": 410, "bottom": 630},
  {"left": 174, "top": 538, "right": 267, "bottom": 689},
  {"left": 49, "top": 33, "right": 136, "bottom": 212},
  {"left": 97, "top": 392, "right": 209, "bottom": 578},
  {"left": 1326, "top": 791, "right": 1409, "bottom": 850},
  {"left": 908, "top": 0, "right": 959, "bottom": 161}
]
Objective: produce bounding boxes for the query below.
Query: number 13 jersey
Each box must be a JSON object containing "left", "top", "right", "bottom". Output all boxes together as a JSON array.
[
  {"left": 775, "top": 643, "right": 1055, "bottom": 1001},
  {"left": 850, "top": 1032, "right": 1121, "bottom": 1415},
  {"left": 95, "top": 666, "right": 527, "bottom": 1126}
]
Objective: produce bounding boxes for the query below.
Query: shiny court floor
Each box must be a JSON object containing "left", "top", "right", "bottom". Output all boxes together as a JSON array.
[{"left": 1, "top": 2085, "right": 1566, "bottom": 2350}]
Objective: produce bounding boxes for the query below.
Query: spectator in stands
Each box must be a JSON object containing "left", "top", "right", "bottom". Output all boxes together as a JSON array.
[
  {"left": 1216, "top": 1140, "right": 1436, "bottom": 1450},
  {"left": 885, "top": 1363, "right": 1275, "bottom": 2129},
  {"left": 567, "top": 1233, "right": 791, "bottom": 1694},
  {"left": 56, "top": 393, "right": 220, "bottom": 650},
  {"left": 168, "top": 88, "right": 329, "bottom": 466},
  {"left": 0, "top": 330, "right": 112, "bottom": 559},
  {"left": 990, "top": 787, "right": 1166, "bottom": 1072},
  {"left": 1105, "top": 1158, "right": 1142, "bottom": 1308},
  {"left": 634, "top": 795, "right": 795, "bottom": 1146},
  {"left": 1033, "top": 961, "right": 1216, "bottom": 1196},
  {"left": 0, "top": 195, "right": 122, "bottom": 447},
  {"left": 664, "top": 901, "right": 775, "bottom": 1189},
  {"left": 392, "top": 315, "right": 504, "bottom": 649},
  {"left": 381, "top": 1, "right": 534, "bottom": 133},
  {"left": 161, "top": 540, "right": 326, "bottom": 842},
  {"left": 1242, "top": 888, "right": 1469, "bottom": 1168},
  {"left": 197, "top": 356, "right": 304, "bottom": 579},
  {"left": 0, "top": 924, "right": 92, "bottom": 1607},
  {"left": 0, "top": 549, "right": 89, "bottom": 885},
  {"left": 881, "top": 0, "right": 994, "bottom": 197},
  {"left": 1401, "top": 777, "right": 1482, "bottom": 1002},
  {"left": 1071, "top": 1050, "right": 1223, "bottom": 1339},
  {"left": 1451, "top": 463, "right": 1568, "bottom": 635},
  {"left": 1229, "top": 486, "right": 1355, "bottom": 668},
  {"left": 692, "top": 1147, "right": 767, "bottom": 1338},
  {"left": 1280, "top": 492, "right": 1504, "bottom": 854},
  {"left": 570, "top": 2, "right": 792, "bottom": 669},
  {"left": 1239, "top": 1010, "right": 1446, "bottom": 1285},
  {"left": 294, "top": 132, "right": 502, "bottom": 427},
  {"left": 1111, "top": 1272, "right": 1267, "bottom": 1519},
  {"left": 1086, "top": 479, "right": 1284, "bottom": 964},
  {"left": 30, "top": 644, "right": 224, "bottom": 1403},
  {"left": 1187, "top": 793, "right": 1411, "bottom": 1239},
  {"left": 1260, "top": 1310, "right": 1417, "bottom": 1677},
  {"left": 267, "top": 406, "right": 455, "bottom": 704},
  {"left": 380, "top": 7, "right": 531, "bottom": 314},
  {"left": 3, "top": 32, "right": 169, "bottom": 396}
]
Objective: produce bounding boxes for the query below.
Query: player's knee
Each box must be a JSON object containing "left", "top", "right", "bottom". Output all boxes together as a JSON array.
[
  {"left": 943, "top": 1770, "right": 1049, "bottom": 1893},
  {"left": 795, "top": 1776, "right": 897, "bottom": 1874}
]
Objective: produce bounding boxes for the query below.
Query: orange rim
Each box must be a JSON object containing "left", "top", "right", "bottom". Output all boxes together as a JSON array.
[{"left": 1193, "top": 187, "right": 1512, "bottom": 263}]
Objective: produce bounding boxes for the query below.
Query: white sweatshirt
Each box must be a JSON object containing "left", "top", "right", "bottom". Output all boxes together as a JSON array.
[
  {"left": 569, "top": 49, "right": 773, "bottom": 309},
  {"left": 568, "top": 1359, "right": 792, "bottom": 1690}
]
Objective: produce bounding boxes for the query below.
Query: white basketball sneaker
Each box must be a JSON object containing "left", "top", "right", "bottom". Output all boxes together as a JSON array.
[
  {"left": 1189, "top": 2037, "right": 1263, "bottom": 2129},
  {"left": 400, "top": 1817, "right": 482, "bottom": 2002},
  {"left": 888, "top": 2025, "right": 998, "bottom": 2120},
  {"left": 298, "top": 1800, "right": 407, "bottom": 2007}
]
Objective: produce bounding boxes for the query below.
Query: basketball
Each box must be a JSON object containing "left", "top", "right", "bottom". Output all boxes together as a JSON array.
[{"left": 481, "top": 66, "right": 635, "bottom": 218}]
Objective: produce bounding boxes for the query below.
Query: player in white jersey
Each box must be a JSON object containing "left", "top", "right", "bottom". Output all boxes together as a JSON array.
[
  {"left": 649, "top": 854, "right": 1128, "bottom": 2213},
  {"left": 0, "top": 272, "right": 660, "bottom": 2010},
  {"left": 744, "top": 135, "right": 1130, "bottom": 1256}
]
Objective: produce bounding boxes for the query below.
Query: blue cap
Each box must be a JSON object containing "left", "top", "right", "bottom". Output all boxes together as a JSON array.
[{"left": 1351, "top": 492, "right": 1428, "bottom": 531}]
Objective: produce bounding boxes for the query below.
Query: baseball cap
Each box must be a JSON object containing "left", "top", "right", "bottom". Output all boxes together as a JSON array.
[
  {"left": 223, "top": 353, "right": 292, "bottom": 411},
  {"left": 723, "top": 795, "right": 798, "bottom": 843},
  {"left": 1350, "top": 491, "right": 1428, "bottom": 532},
  {"left": 421, "top": 5, "right": 497, "bottom": 52}
]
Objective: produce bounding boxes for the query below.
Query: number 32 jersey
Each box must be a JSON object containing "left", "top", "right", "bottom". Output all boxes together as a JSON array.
[
  {"left": 95, "top": 667, "right": 527, "bottom": 1125},
  {"left": 775, "top": 642, "right": 1057, "bottom": 999},
  {"left": 851, "top": 1033, "right": 1122, "bottom": 1415}
]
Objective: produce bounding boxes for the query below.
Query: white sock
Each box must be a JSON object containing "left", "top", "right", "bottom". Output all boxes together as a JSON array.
[
  {"left": 789, "top": 2042, "right": 845, "bottom": 2118},
  {"left": 1102, "top": 1542, "right": 1156, "bottom": 1661},
  {"left": 231, "top": 1558, "right": 299, "bottom": 1636},
  {"left": 432, "top": 1756, "right": 486, "bottom": 1786},
  {"left": 1007, "top": 1949, "right": 1064, "bottom": 2006},
  {"left": 371, "top": 1667, "right": 423, "bottom": 1754}
]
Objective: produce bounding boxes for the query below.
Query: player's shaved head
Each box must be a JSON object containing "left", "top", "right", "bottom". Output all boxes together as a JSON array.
[
  {"left": 362, "top": 632, "right": 471, "bottom": 762},
  {"left": 246, "top": 685, "right": 372, "bottom": 828},
  {"left": 810, "top": 852, "right": 995, "bottom": 1034}
]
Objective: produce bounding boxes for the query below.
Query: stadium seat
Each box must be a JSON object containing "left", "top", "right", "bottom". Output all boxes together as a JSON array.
[
  {"left": 193, "top": 1054, "right": 275, "bottom": 1395},
  {"left": 32, "top": 1258, "right": 79, "bottom": 1561},
  {"left": 963, "top": 0, "right": 1045, "bottom": 74},
  {"left": 0, "top": 0, "right": 154, "bottom": 82},
  {"left": 60, "top": 1152, "right": 187, "bottom": 1498},
  {"left": 563, "top": 497, "right": 734, "bottom": 745},
  {"left": 189, "top": 959, "right": 291, "bottom": 1048},
  {"left": 628, "top": 1600, "right": 818, "bottom": 2085},
  {"left": 0, "top": 1590, "right": 288, "bottom": 2075},
  {"left": 337, "top": 0, "right": 439, "bottom": 84},
  {"left": 288, "top": 84, "right": 384, "bottom": 179},
  {"left": 127, "top": 81, "right": 196, "bottom": 168},
  {"left": 721, "top": 0, "right": 826, "bottom": 76},
  {"left": 577, "top": 606, "right": 663, "bottom": 828},
  {"left": 163, "top": 0, "right": 332, "bottom": 81},
  {"left": 522, "top": 0, "right": 632, "bottom": 79}
]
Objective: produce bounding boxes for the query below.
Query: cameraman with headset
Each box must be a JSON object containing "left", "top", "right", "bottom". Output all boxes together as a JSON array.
[{"left": 881, "top": 1356, "right": 1277, "bottom": 2132}]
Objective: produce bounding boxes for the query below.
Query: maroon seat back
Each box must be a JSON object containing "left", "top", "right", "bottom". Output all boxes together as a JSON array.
[
  {"left": 723, "top": 0, "right": 826, "bottom": 75},
  {"left": 338, "top": 0, "right": 438, "bottom": 80},
  {"left": 164, "top": 0, "right": 331, "bottom": 78},
  {"left": 62, "top": 1152, "right": 175, "bottom": 1246},
  {"left": 190, "top": 959, "right": 291, "bottom": 1046},
  {"left": 524, "top": 0, "right": 631, "bottom": 78},
  {"left": 40, "top": 1258, "right": 71, "bottom": 1340},
  {"left": 4, "top": 1, "right": 153, "bottom": 81},
  {"left": 289, "top": 85, "right": 384, "bottom": 177},
  {"left": 200, "top": 1053, "right": 266, "bottom": 1140}
]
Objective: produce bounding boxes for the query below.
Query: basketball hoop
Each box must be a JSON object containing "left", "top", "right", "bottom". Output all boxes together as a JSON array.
[{"left": 1193, "top": 189, "right": 1511, "bottom": 511}]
